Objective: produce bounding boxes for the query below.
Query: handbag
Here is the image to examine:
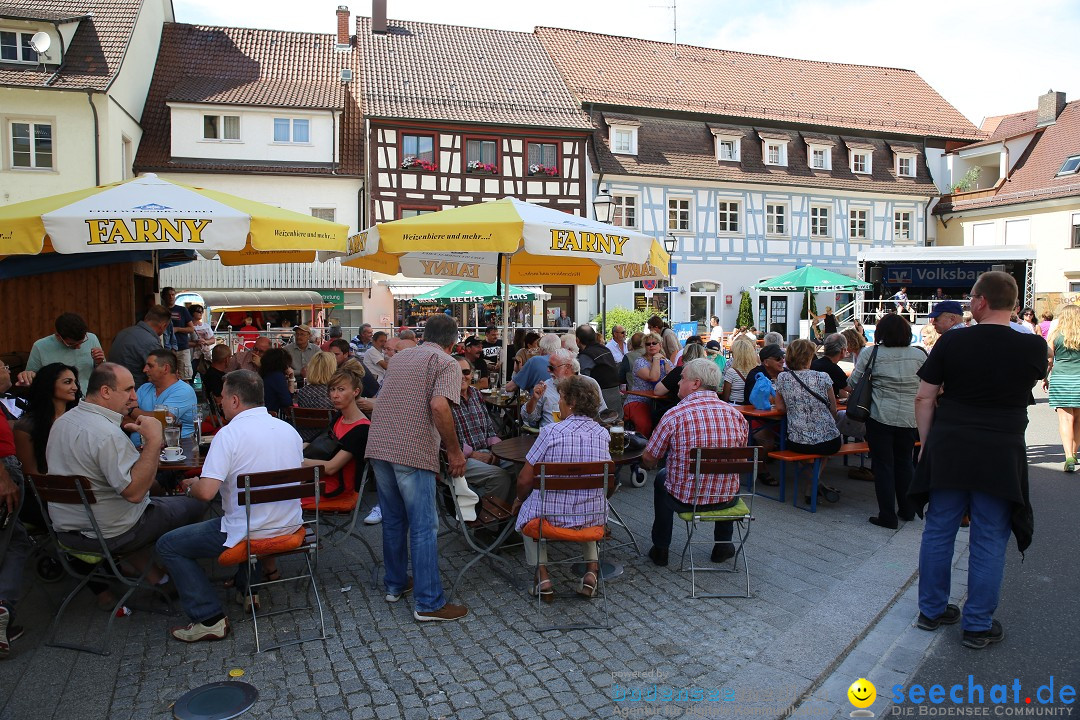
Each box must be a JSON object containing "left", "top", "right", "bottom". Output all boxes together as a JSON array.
[
  {"left": 845, "top": 345, "right": 879, "bottom": 423},
  {"left": 303, "top": 425, "right": 341, "bottom": 461}
]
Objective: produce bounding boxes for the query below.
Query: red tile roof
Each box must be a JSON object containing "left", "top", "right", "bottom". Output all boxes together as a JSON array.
[
  {"left": 535, "top": 27, "right": 982, "bottom": 141},
  {"left": 936, "top": 100, "right": 1080, "bottom": 213},
  {"left": 356, "top": 17, "right": 591, "bottom": 130},
  {"left": 135, "top": 23, "right": 362, "bottom": 177},
  {"left": 0, "top": 0, "right": 143, "bottom": 91},
  {"left": 591, "top": 112, "right": 937, "bottom": 196},
  {"left": 959, "top": 109, "right": 1041, "bottom": 150}
]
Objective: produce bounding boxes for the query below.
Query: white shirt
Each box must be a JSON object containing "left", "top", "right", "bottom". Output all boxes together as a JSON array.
[
  {"left": 363, "top": 346, "right": 386, "bottom": 381},
  {"left": 710, "top": 325, "right": 725, "bottom": 342},
  {"left": 605, "top": 339, "right": 627, "bottom": 363},
  {"left": 200, "top": 407, "right": 304, "bottom": 547}
]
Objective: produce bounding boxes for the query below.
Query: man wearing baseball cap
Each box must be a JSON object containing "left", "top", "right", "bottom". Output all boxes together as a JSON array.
[{"left": 928, "top": 301, "right": 965, "bottom": 335}]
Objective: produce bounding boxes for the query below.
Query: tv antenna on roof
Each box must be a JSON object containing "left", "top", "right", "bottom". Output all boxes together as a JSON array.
[{"left": 650, "top": 0, "right": 678, "bottom": 59}]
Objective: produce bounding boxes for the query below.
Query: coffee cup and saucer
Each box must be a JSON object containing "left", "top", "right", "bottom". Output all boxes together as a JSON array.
[{"left": 161, "top": 446, "right": 186, "bottom": 462}]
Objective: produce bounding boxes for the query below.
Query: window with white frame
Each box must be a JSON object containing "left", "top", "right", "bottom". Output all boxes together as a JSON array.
[
  {"left": 851, "top": 150, "right": 872, "bottom": 174},
  {"left": 612, "top": 195, "right": 637, "bottom": 229},
  {"left": 1073, "top": 213, "right": 1080, "bottom": 248},
  {"left": 311, "top": 208, "right": 336, "bottom": 222},
  {"left": 1059, "top": 156, "right": 1080, "bottom": 176},
  {"left": 273, "top": 117, "right": 310, "bottom": 143},
  {"left": 611, "top": 126, "right": 637, "bottom": 155},
  {"left": 893, "top": 211, "right": 913, "bottom": 242},
  {"left": 0, "top": 30, "right": 39, "bottom": 62},
  {"left": 668, "top": 197, "right": 692, "bottom": 233},
  {"left": 9, "top": 120, "right": 52, "bottom": 169},
  {"left": 809, "top": 144, "right": 831, "bottom": 170},
  {"left": 810, "top": 205, "right": 830, "bottom": 237},
  {"left": 849, "top": 208, "right": 870, "bottom": 241},
  {"left": 203, "top": 114, "right": 240, "bottom": 141},
  {"left": 765, "top": 203, "right": 787, "bottom": 236},
  {"left": 717, "top": 200, "right": 740, "bottom": 234},
  {"left": 764, "top": 141, "right": 788, "bottom": 166},
  {"left": 527, "top": 142, "right": 557, "bottom": 169},
  {"left": 896, "top": 154, "right": 916, "bottom": 177},
  {"left": 716, "top": 135, "right": 740, "bottom": 162}
]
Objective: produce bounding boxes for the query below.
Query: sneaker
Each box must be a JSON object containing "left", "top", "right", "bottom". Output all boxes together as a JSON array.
[
  {"left": 1065, "top": 457, "right": 1076, "bottom": 473},
  {"left": 962, "top": 619, "right": 1005, "bottom": 649},
  {"left": 0, "top": 605, "right": 11, "bottom": 658},
  {"left": 414, "top": 603, "right": 468, "bottom": 623},
  {"left": 385, "top": 577, "right": 413, "bottom": 603},
  {"left": 235, "top": 592, "right": 260, "bottom": 613},
  {"left": 916, "top": 603, "right": 961, "bottom": 631},
  {"left": 170, "top": 617, "right": 230, "bottom": 643},
  {"left": 364, "top": 505, "right": 383, "bottom": 525},
  {"left": 711, "top": 543, "right": 736, "bottom": 563}
]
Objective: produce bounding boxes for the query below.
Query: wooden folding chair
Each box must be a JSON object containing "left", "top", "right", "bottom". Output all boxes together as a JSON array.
[
  {"left": 678, "top": 447, "right": 759, "bottom": 599},
  {"left": 26, "top": 473, "right": 175, "bottom": 656},
  {"left": 217, "top": 466, "right": 326, "bottom": 653},
  {"left": 289, "top": 406, "right": 335, "bottom": 442},
  {"left": 522, "top": 460, "right": 614, "bottom": 632}
]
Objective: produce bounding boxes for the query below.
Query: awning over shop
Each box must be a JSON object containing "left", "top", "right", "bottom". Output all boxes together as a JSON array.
[
  {"left": 383, "top": 284, "right": 441, "bottom": 299},
  {"left": 176, "top": 290, "right": 334, "bottom": 311}
]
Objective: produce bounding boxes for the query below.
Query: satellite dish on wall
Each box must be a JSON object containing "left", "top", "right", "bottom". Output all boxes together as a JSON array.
[{"left": 29, "top": 32, "right": 52, "bottom": 54}]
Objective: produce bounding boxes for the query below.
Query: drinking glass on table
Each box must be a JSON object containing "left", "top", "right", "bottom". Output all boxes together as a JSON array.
[
  {"left": 152, "top": 404, "right": 168, "bottom": 430},
  {"left": 164, "top": 426, "right": 181, "bottom": 450}
]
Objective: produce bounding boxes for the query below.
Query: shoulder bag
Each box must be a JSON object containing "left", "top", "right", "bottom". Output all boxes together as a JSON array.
[
  {"left": 786, "top": 369, "right": 831, "bottom": 409},
  {"left": 845, "top": 344, "right": 879, "bottom": 423}
]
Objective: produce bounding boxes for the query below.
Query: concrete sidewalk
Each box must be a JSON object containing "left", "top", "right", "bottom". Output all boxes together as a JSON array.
[{"left": 0, "top": 462, "right": 926, "bottom": 720}]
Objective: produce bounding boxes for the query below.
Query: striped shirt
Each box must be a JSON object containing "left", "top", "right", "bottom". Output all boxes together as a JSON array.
[
  {"left": 645, "top": 390, "right": 749, "bottom": 504},
  {"left": 515, "top": 415, "right": 611, "bottom": 531},
  {"left": 366, "top": 343, "right": 461, "bottom": 473}
]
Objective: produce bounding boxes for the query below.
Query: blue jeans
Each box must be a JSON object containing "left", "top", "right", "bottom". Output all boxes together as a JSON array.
[
  {"left": 918, "top": 489, "right": 1013, "bottom": 632},
  {"left": 157, "top": 519, "right": 259, "bottom": 623},
  {"left": 371, "top": 460, "right": 445, "bottom": 612}
]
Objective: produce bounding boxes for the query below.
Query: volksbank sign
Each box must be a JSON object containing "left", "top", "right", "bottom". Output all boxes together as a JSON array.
[{"left": 884, "top": 264, "right": 995, "bottom": 287}]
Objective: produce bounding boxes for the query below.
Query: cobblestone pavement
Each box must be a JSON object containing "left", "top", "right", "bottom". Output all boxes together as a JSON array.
[{"left": 1, "top": 458, "right": 924, "bottom": 720}]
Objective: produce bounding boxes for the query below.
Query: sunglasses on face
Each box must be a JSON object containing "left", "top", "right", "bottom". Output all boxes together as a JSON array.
[
  {"left": 548, "top": 364, "right": 569, "bottom": 372},
  {"left": 461, "top": 368, "right": 473, "bottom": 376},
  {"left": 645, "top": 341, "right": 660, "bottom": 346}
]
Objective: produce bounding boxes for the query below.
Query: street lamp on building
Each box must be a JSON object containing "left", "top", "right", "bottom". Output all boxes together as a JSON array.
[{"left": 592, "top": 186, "right": 615, "bottom": 224}]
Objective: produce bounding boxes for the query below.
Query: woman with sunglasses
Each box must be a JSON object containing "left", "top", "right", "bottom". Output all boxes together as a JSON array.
[{"left": 624, "top": 332, "right": 671, "bottom": 437}]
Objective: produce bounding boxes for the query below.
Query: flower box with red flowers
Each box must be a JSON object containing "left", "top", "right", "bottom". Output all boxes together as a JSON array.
[
  {"left": 528, "top": 163, "right": 560, "bottom": 177},
  {"left": 401, "top": 156, "right": 438, "bottom": 171},
  {"left": 466, "top": 160, "right": 498, "bottom": 174}
]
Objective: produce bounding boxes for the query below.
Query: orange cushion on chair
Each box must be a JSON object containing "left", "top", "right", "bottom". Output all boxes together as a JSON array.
[
  {"left": 520, "top": 518, "right": 605, "bottom": 542},
  {"left": 301, "top": 491, "right": 358, "bottom": 513},
  {"left": 217, "top": 527, "right": 307, "bottom": 566}
]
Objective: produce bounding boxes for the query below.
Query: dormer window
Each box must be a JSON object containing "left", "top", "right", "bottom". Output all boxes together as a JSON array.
[
  {"left": 851, "top": 150, "right": 872, "bottom": 174},
  {"left": 765, "top": 141, "right": 788, "bottom": 166},
  {"left": 809, "top": 144, "right": 831, "bottom": 171},
  {"left": 611, "top": 125, "right": 638, "bottom": 155},
  {"left": 896, "top": 153, "right": 916, "bottom": 177},
  {"left": 0, "top": 30, "right": 39, "bottom": 63},
  {"left": 713, "top": 133, "right": 741, "bottom": 162},
  {"left": 203, "top": 114, "right": 240, "bottom": 141}
]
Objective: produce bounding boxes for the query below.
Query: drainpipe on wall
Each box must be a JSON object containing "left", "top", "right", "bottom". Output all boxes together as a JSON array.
[
  {"left": 586, "top": 102, "right": 607, "bottom": 335},
  {"left": 86, "top": 90, "right": 100, "bottom": 185}
]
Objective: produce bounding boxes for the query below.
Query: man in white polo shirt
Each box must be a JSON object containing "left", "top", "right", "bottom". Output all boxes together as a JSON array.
[{"left": 157, "top": 369, "right": 303, "bottom": 643}]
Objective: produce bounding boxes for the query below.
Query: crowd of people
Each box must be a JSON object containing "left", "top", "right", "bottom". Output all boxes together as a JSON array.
[{"left": 0, "top": 272, "right": 1058, "bottom": 658}]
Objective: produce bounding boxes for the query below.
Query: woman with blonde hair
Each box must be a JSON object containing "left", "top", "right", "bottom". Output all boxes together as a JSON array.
[
  {"left": 721, "top": 337, "right": 758, "bottom": 403},
  {"left": 842, "top": 328, "right": 867, "bottom": 363},
  {"left": 1046, "top": 304, "right": 1080, "bottom": 471},
  {"left": 624, "top": 331, "right": 671, "bottom": 437},
  {"left": 920, "top": 323, "right": 940, "bottom": 350}
]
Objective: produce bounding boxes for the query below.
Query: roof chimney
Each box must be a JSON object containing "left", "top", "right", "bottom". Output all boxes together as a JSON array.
[
  {"left": 372, "top": 0, "right": 387, "bottom": 34},
  {"left": 1037, "top": 89, "right": 1066, "bottom": 127},
  {"left": 335, "top": 6, "right": 350, "bottom": 49}
]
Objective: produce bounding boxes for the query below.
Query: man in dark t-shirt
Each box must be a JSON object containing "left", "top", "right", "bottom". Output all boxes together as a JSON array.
[
  {"left": 912, "top": 271, "right": 1046, "bottom": 650},
  {"left": 811, "top": 334, "right": 849, "bottom": 400}
]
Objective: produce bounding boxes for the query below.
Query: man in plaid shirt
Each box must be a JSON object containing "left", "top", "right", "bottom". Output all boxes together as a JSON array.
[
  {"left": 643, "top": 358, "right": 749, "bottom": 566},
  {"left": 450, "top": 356, "right": 513, "bottom": 502}
]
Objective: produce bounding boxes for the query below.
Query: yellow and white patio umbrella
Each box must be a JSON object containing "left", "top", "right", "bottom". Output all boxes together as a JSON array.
[
  {"left": 0, "top": 173, "right": 349, "bottom": 265},
  {"left": 341, "top": 196, "right": 669, "bottom": 285},
  {"left": 342, "top": 196, "right": 669, "bottom": 377}
]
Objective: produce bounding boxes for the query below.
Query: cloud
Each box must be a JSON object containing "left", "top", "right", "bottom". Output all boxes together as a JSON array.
[{"left": 173, "top": 0, "right": 1079, "bottom": 124}]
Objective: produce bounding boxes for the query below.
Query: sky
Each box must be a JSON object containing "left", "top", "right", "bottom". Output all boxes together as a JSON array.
[{"left": 172, "top": 0, "right": 1080, "bottom": 127}]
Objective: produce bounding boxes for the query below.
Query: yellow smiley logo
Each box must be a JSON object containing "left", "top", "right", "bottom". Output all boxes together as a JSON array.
[{"left": 848, "top": 678, "right": 877, "bottom": 708}]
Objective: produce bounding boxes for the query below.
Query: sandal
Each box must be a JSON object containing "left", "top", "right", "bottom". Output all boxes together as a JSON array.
[
  {"left": 819, "top": 484, "right": 841, "bottom": 503},
  {"left": 576, "top": 571, "right": 598, "bottom": 599},
  {"left": 531, "top": 578, "right": 554, "bottom": 604}
]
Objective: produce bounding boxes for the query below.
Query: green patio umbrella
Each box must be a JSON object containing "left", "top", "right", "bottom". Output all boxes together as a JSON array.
[
  {"left": 753, "top": 266, "right": 870, "bottom": 338},
  {"left": 414, "top": 280, "right": 537, "bottom": 305}
]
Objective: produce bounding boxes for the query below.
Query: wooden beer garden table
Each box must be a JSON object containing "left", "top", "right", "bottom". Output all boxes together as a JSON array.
[{"left": 489, "top": 434, "right": 645, "bottom": 466}]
